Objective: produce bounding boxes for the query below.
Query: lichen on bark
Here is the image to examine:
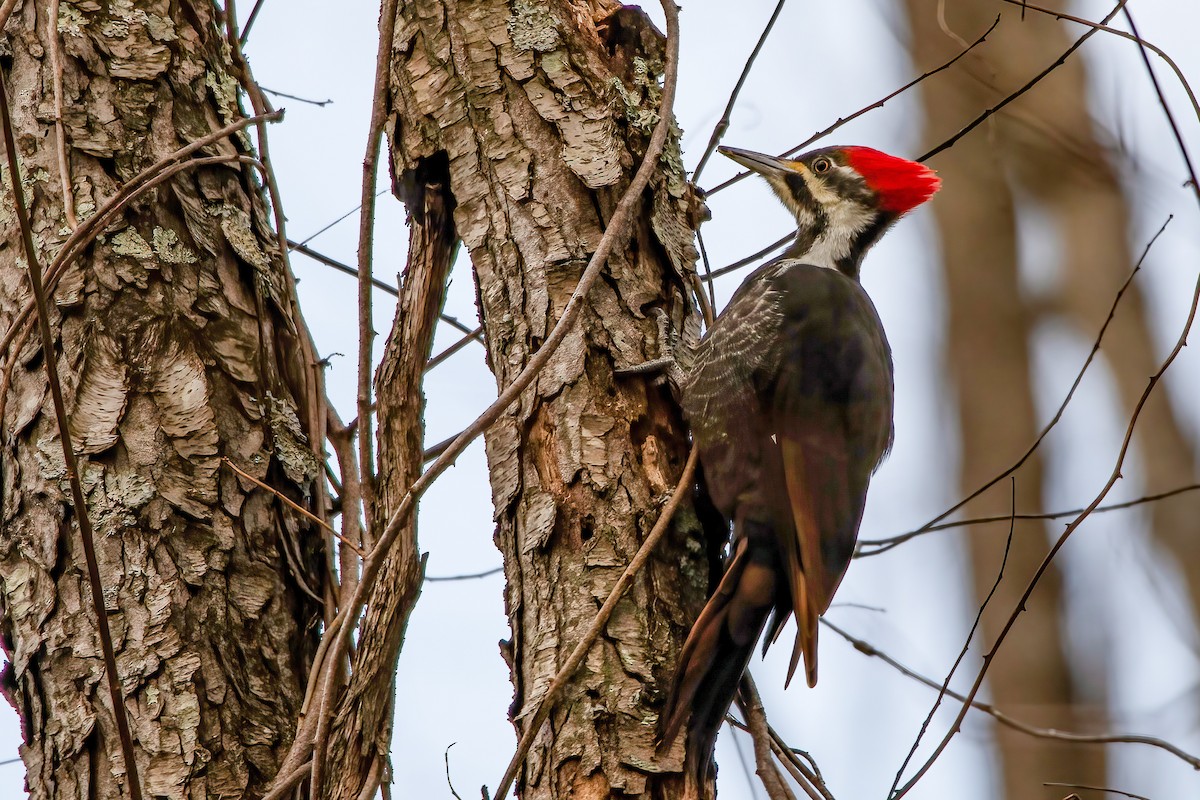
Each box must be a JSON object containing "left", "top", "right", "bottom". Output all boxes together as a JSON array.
[
  {"left": 389, "top": 1, "right": 709, "bottom": 796},
  {"left": 0, "top": 2, "right": 324, "bottom": 798}
]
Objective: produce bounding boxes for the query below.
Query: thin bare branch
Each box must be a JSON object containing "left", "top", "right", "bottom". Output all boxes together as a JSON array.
[
  {"left": 327, "top": 409, "right": 366, "bottom": 601},
  {"left": 737, "top": 674, "right": 803, "bottom": 800},
  {"left": 822, "top": 619, "right": 1200, "bottom": 770},
  {"left": 883, "top": 214, "right": 1170, "bottom": 555},
  {"left": 919, "top": 1, "right": 1129, "bottom": 162},
  {"left": 221, "top": 457, "right": 365, "bottom": 557},
  {"left": 48, "top": 0, "right": 77, "bottom": 229},
  {"left": 1044, "top": 783, "right": 1150, "bottom": 800},
  {"left": 425, "top": 566, "right": 503, "bottom": 583},
  {"left": 0, "top": 69, "right": 144, "bottom": 800},
  {"left": 293, "top": 189, "right": 388, "bottom": 247},
  {"left": 769, "top": 734, "right": 832, "bottom": 800},
  {"left": 261, "top": 761, "right": 312, "bottom": 800},
  {"left": 239, "top": 0, "right": 268, "bottom": 45},
  {"left": 307, "top": 0, "right": 403, "bottom": 791},
  {"left": 694, "top": 229, "right": 717, "bottom": 324},
  {"left": 701, "top": 231, "right": 792, "bottom": 283},
  {"left": 1121, "top": 7, "right": 1200, "bottom": 205},
  {"left": 889, "top": 480, "right": 1016, "bottom": 797},
  {"left": 729, "top": 719, "right": 767, "bottom": 800},
  {"left": 997, "top": 0, "right": 1200, "bottom": 132},
  {"left": 706, "top": 15, "right": 1000, "bottom": 196},
  {"left": 858, "top": 482, "right": 1200, "bottom": 556},
  {"left": 426, "top": 325, "right": 484, "bottom": 371},
  {"left": 691, "top": 0, "right": 788, "bottom": 182},
  {"left": 445, "top": 744, "right": 465, "bottom": 800},
  {"left": 259, "top": 86, "right": 334, "bottom": 107},
  {"left": 286, "top": 239, "right": 483, "bottom": 352}
]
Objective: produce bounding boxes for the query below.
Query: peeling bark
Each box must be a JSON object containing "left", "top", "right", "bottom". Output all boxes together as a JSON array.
[
  {"left": 319, "top": 155, "right": 453, "bottom": 800},
  {"left": 0, "top": 3, "right": 323, "bottom": 798},
  {"left": 388, "top": 2, "right": 706, "bottom": 796}
]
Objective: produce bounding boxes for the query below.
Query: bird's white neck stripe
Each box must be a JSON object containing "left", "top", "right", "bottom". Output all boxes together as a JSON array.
[{"left": 794, "top": 202, "right": 875, "bottom": 270}]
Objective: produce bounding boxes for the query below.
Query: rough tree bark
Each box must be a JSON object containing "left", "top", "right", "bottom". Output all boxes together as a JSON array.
[
  {"left": 388, "top": 1, "right": 707, "bottom": 797},
  {"left": 318, "top": 155, "right": 453, "bottom": 799},
  {"left": 0, "top": 2, "right": 324, "bottom": 798}
]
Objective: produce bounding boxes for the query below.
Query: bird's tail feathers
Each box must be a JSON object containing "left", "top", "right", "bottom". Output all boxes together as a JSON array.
[{"left": 659, "top": 533, "right": 778, "bottom": 779}]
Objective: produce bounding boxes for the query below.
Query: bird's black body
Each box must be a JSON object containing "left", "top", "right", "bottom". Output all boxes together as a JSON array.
[
  {"left": 664, "top": 259, "right": 894, "bottom": 772},
  {"left": 656, "top": 144, "right": 939, "bottom": 780}
]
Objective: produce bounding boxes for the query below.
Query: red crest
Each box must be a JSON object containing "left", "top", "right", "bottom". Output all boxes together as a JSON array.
[{"left": 843, "top": 146, "right": 941, "bottom": 215}]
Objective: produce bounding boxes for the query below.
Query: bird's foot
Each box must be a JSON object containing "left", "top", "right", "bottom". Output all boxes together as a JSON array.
[{"left": 615, "top": 309, "right": 685, "bottom": 398}]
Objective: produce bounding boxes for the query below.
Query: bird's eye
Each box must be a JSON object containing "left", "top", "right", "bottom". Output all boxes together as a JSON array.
[{"left": 811, "top": 157, "right": 833, "bottom": 174}]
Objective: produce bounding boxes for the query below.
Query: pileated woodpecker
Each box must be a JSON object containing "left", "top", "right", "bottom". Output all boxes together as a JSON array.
[{"left": 661, "top": 144, "right": 940, "bottom": 775}]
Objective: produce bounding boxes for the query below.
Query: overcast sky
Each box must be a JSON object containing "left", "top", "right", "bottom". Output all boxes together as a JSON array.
[{"left": 4, "top": 1, "right": 1200, "bottom": 798}]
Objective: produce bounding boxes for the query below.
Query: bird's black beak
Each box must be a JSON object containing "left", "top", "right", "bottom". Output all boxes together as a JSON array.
[{"left": 718, "top": 146, "right": 802, "bottom": 178}]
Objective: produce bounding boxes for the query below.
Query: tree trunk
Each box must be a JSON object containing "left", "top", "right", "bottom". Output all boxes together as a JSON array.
[
  {"left": 0, "top": 3, "right": 324, "bottom": 798},
  {"left": 388, "top": 1, "right": 707, "bottom": 796},
  {"left": 903, "top": 2, "right": 1121, "bottom": 794},
  {"left": 317, "top": 151, "right": 453, "bottom": 800}
]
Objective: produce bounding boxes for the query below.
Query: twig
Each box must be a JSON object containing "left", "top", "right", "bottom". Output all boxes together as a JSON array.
[
  {"left": 288, "top": 241, "right": 369, "bottom": 302},
  {"left": 239, "top": 0, "right": 268, "bottom": 45},
  {"left": 445, "top": 744, "right": 465, "bottom": 800},
  {"left": 48, "top": 0, "right": 77, "bottom": 228},
  {"left": 881, "top": 214, "right": 1171, "bottom": 556},
  {"left": 426, "top": 325, "right": 485, "bottom": 371},
  {"left": 1121, "top": 7, "right": 1200, "bottom": 206},
  {"left": 349, "top": 0, "right": 405, "bottom": 548},
  {"left": 694, "top": 230, "right": 717, "bottom": 324},
  {"left": 221, "top": 457, "right": 365, "bottom": 557},
  {"left": 260, "top": 761, "right": 312, "bottom": 800},
  {"left": 491, "top": 448, "right": 698, "bottom": 799},
  {"left": 769, "top": 734, "right": 832, "bottom": 800},
  {"left": 293, "top": 189, "right": 388, "bottom": 247},
  {"left": 728, "top": 717, "right": 766, "bottom": 800},
  {"left": 889, "top": 479, "right": 1016, "bottom": 797},
  {"left": 326, "top": 408, "right": 366, "bottom": 602},
  {"left": 1043, "top": 783, "right": 1150, "bottom": 800},
  {"left": 918, "top": 1, "right": 1129, "bottom": 162},
  {"left": 723, "top": 716, "right": 833, "bottom": 800},
  {"left": 0, "top": 69, "right": 144, "bottom": 800},
  {"left": 997, "top": 0, "right": 1200, "bottom": 134},
  {"left": 702, "top": 231, "right": 792, "bottom": 284},
  {"left": 737, "top": 674, "right": 803, "bottom": 800},
  {"left": 287, "top": 238, "right": 480, "bottom": 341},
  {"left": 425, "top": 566, "right": 503, "bottom": 583},
  {"left": 822, "top": 619, "right": 1200, "bottom": 770},
  {"left": 705, "top": 15, "right": 1000, "bottom": 196},
  {"left": 857, "top": 482, "right": 1200, "bottom": 556},
  {"left": 691, "top": 0, "right": 788, "bottom": 182},
  {"left": 259, "top": 86, "right": 334, "bottom": 107}
]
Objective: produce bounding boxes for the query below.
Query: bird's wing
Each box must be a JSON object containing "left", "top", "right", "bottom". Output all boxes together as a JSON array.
[
  {"left": 681, "top": 263, "right": 787, "bottom": 513},
  {"left": 767, "top": 265, "right": 894, "bottom": 687},
  {"left": 776, "top": 432, "right": 850, "bottom": 688}
]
